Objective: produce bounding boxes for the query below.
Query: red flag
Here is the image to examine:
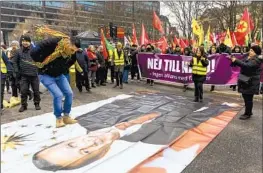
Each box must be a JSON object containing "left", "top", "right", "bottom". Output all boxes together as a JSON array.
[
  {"left": 160, "top": 36, "right": 168, "bottom": 53},
  {"left": 153, "top": 11, "right": 164, "bottom": 34},
  {"left": 179, "top": 39, "right": 187, "bottom": 49},
  {"left": 235, "top": 8, "right": 254, "bottom": 45},
  {"left": 210, "top": 33, "right": 216, "bottom": 44},
  {"left": 132, "top": 23, "right": 139, "bottom": 46},
  {"left": 231, "top": 32, "right": 238, "bottom": 46},
  {"left": 140, "top": 23, "right": 150, "bottom": 45},
  {"left": 152, "top": 36, "right": 168, "bottom": 53},
  {"left": 173, "top": 36, "right": 180, "bottom": 46},
  {"left": 100, "top": 29, "right": 108, "bottom": 58},
  {"left": 183, "top": 39, "right": 189, "bottom": 46}
]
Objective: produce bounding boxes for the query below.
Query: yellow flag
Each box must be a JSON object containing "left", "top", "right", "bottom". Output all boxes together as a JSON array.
[
  {"left": 224, "top": 28, "right": 233, "bottom": 48},
  {"left": 192, "top": 19, "right": 201, "bottom": 36},
  {"left": 198, "top": 24, "right": 204, "bottom": 46},
  {"left": 204, "top": 25, "right": 211, "bottom": 50}
]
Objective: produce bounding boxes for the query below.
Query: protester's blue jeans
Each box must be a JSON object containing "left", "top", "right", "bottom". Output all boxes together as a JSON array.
[
  {"left": 64, "top": 73, "right": 70, "bottom": 83},
  {"left": 123, "top": 69, "right": 129, "bottom": 83},
  {"left": 39, "top": 74, "right": 73, "bottom": 118}
]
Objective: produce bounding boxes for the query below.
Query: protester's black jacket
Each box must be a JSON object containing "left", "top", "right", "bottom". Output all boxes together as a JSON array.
[
  {"left": 130, "top": 49, "right": 138, "bottom": 66},
  {"left": 31, "top": 37, "right": 77, "bottom": 77},
  {"left": 12, "top": 45, "right": 38, "bottom": 77},
  {"left": 231, "top": 55, "right": 262, "bottom": 95},
  {"left": 96, "top": 51, "right": 105, "bottom": 67},
  {"left": 76, "top": 49, "right": 89, "bottom": 73}
]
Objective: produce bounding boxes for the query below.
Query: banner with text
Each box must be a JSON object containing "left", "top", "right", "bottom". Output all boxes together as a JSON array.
[{"left": 138, "top": 53, "right": 263, "bottom": 85}]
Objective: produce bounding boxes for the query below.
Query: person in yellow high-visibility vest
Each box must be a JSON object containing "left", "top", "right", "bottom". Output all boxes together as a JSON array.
[
  {"left": 188, "top": 47, "right": 209, "bottom": 102},
  {"left": 108, "top": 48, "right": 114, "bottom": 83},
  {"left": 112, "top": 42, "right": 126, "bottom": 89},
  {"left": 1, "top": 49, "right": 12, "bottom": 111}
]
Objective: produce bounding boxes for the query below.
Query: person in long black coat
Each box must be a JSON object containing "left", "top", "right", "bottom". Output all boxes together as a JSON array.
[{"left": 230, "top": 45, "right": 262, "bottom": 120}]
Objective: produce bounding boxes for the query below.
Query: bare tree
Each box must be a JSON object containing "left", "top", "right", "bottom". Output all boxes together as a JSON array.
[
  {"left": 57, "top": 2, "right": 92, "bottom": 35},
  {"left": 201, "top": 1, "right": 262, "bottom": 38},
  {"left": 248, "top": 1, "right": 263, "bottom": 39},
  {"left": 162, "top": 1, "right": 209, "bottom": 39},
  {"left": 9, "top": 14, "right": 45, "bottom": 41}
]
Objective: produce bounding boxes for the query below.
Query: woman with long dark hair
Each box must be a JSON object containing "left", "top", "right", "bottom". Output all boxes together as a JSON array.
[
  {"left": 188, "top": 47, "right": 209, "bottom": 102},
  {"left": 230, "top": 45, "right": 262, "bottom": 120}
]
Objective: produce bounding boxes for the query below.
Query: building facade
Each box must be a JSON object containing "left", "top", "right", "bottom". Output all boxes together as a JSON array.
[{"left": 0, "top": 1, "right": 161, "bottom": 44}]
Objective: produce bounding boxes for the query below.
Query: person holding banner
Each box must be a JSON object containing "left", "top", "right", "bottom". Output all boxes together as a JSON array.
[
  {"left": 188, "top": 47, "right": 209, "bottom": 102},
  {"left": 146, "top": 44, "right": 155, "bottom": 86},
  {"left": 209, "top": 45, "right": 219, "bottom": 92},
  {"left": 183, "top": 47, "right": 193, "bottom": 92},
  {"left": 229, "top": 45, "right": 262, "bottom": 120}
]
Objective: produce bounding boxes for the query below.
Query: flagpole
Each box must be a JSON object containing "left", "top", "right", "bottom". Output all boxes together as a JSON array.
[{"left": 247, "top": 8, "right": 252, "bottom": 45}]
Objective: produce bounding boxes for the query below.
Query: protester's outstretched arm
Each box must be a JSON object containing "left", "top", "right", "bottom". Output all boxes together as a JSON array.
[
  {"left": 75, "top": 61, "right": 83, "bottom": 73},
  {"left": 30, "top": 37, "right": 62, "bottom": 62},
  {"left": 201, "top": 57, "right": 209, "bottom": 67},
  {"left": 188, "top": 59, "right": 194, "bottom": 67},
  {"left": 232, "top": 58, "right": 261, "bottom": 69}
]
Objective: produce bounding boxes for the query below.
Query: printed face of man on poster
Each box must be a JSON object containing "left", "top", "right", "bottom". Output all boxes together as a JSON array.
[{"left": 32, "top": 112, "right": 161, "bottom": 171}]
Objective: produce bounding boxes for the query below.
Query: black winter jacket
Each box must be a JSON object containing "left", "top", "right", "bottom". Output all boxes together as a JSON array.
[
  {"left": 31, "top": 37, "right": 77, "bottom": 77},
  {"left": 76, "top": 49, "right": 89, "bottom": 73},
  {"left": 232, "top": 55, "right": 262, "bottom": 95},
  {"left": 96, "top": 51, "right": 105, "bottom": 67},
  {"left": 13, "top": 45, "right": 38, "bottom": 77}
]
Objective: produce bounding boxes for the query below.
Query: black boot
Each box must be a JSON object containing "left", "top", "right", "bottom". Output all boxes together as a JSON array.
[
  {"left": 239, "top": 114, "right": 251, "bottom": 120},
  {"left": 19, "top": 106, "right": 27, "bottom": 112},
  {"left": 35, "top": 104, "right": 41, "bottom": 110},
  {"left": 193, "top": 97, "right": 199, "bottom": 102},
  {"left": 210, "top": 86, "right": 215, "bottom": 92},
  {"left": 183, "top": 85, "right": 187, "bottom": 92}
]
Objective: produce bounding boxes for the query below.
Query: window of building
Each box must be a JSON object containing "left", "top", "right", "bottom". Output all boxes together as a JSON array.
[{"left": 45, "top": 1, "right": 69, "bottom": 8}]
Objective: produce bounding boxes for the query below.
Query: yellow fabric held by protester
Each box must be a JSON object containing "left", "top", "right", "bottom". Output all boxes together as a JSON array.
[
  {"left": 192, "top": 57, "right": 207, "bottom": 76},
  {"left": 0, "top": 52, "right": 7, "bottom": 74},
  {"left": 113, "top": 49, "right": 125, "bottom": 66},
  {"left": 69, "top": 61, "right": 83, "bottom": 88}
]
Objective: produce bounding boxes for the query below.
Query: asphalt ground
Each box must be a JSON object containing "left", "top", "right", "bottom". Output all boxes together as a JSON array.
[{"left": 1, "top": 81, "right": 262, "bottom": 173}]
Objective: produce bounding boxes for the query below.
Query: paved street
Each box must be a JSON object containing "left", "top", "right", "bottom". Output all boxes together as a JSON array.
[{"left": 1, "top": 81, "right": 262, "bottom": 173}]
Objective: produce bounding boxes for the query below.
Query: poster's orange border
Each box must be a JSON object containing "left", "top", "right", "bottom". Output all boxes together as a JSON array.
[{"left": 129, "top": 110, "right": 239, "bottom": 173}]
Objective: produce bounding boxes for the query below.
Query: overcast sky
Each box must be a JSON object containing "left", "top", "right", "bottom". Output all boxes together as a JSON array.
[{"left": 160, "top": 2, "right": 176, "bottom": 26}]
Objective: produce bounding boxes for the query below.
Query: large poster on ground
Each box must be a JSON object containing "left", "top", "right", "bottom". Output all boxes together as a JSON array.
[
  {"left": 1, "top": 93, "right": 242, "bottom": 173},
  {"left": 138, "top": 53, "right": 263, "bottom": 85}
]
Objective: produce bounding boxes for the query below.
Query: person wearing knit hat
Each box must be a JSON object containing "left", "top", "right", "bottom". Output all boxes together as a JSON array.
[
  {"left": 230, "top": 45, "right": 263, "bottom": 120},
  {"left": 6, "top": 40, "right": 20, "bottom": 97},
  {"left": 13, "top": 34, "right": 41, "bottom": 112}
]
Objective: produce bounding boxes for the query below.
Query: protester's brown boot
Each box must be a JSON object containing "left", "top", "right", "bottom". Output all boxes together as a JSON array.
[
  {"left": 56, "top": 118, "right": 66, "bottom": 128},
  {"left": 63, "top": 116, "right": 77, "bottom": 125}
]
